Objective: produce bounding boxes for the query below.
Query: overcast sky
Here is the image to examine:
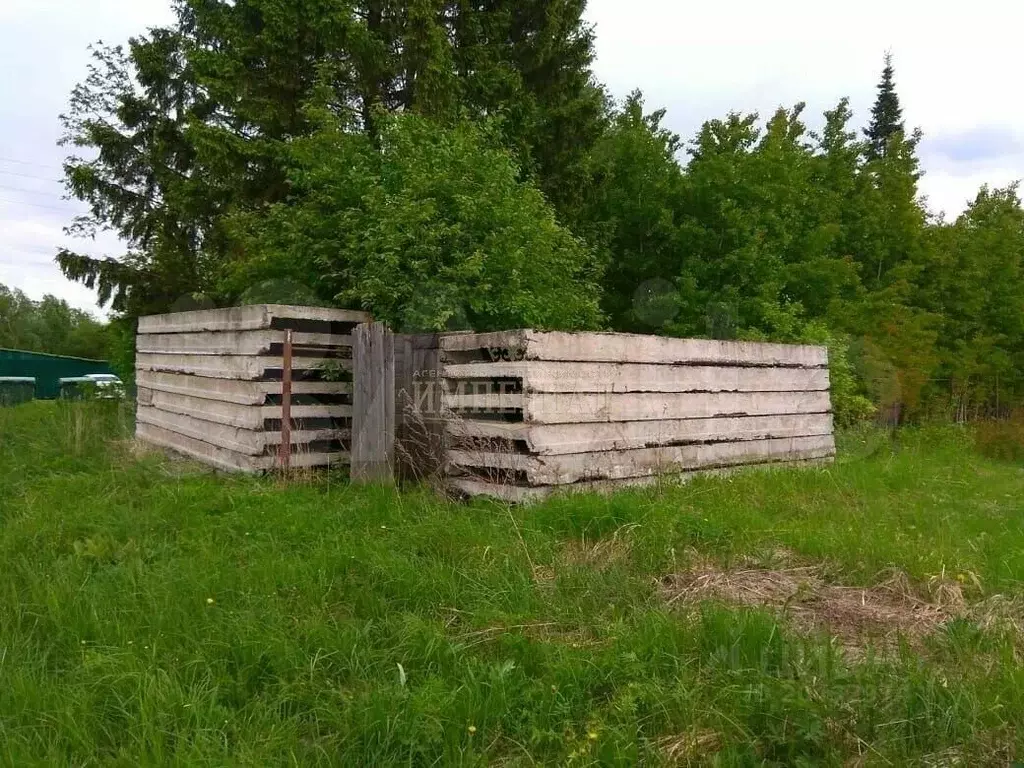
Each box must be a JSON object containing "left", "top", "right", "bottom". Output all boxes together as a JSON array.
[{"left": 1, "top": 0, "right": 1021, "bottom": 316}]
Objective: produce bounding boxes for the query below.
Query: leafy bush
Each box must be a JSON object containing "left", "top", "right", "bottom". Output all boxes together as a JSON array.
[
  {"left": 229, "top": 115, "right": 604, "bottom": 333},
  {"left": 740, "top": 320, "right": 876, "bottom": 427}
]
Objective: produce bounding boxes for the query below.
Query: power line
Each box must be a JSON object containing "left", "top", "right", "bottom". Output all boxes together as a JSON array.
[
  {"left": 0, "top": 197, "right": 75, "bottom": 213},
  {"left": 0, "top": 155, "right": 64, "bottom": 171},
  {"left": 0, "top": 169, "right": 64, "bottom": 184},
  {"left": 0, "top": 183, "right": 68, "bottom": 199}
]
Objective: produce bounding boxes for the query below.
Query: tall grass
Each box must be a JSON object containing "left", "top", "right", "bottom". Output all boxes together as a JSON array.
[{"left": 0, "top": 402, "right": 1021, "bottom": 765}]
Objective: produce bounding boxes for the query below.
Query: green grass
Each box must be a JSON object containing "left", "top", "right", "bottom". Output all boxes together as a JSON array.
[{"left": 1, "top": 401, "right": 1022, "bottom": 765}]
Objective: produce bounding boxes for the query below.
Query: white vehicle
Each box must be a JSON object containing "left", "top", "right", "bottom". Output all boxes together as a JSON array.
[{"left": 60, "top": 374, "right": 126, "bottom": 400}]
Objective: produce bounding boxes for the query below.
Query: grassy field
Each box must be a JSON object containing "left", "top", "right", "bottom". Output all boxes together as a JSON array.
[{"left": 1, "top": 401, "right": 1022, "bottom": 766}]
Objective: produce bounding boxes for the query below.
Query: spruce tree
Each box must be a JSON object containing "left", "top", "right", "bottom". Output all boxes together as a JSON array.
[
  {"left": 58, "top": 0, "right": 605, "bottom": 312},
  {"left": 864, "top": 52, "right": 905, "bottom": 160}
]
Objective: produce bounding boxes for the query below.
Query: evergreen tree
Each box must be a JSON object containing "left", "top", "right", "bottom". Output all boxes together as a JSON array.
[
  {"left": 864, "top": 52, "right": 905, "bottom": 160},
  {"left": 58, "top": 0, "right": 605, "bottom": 312}
]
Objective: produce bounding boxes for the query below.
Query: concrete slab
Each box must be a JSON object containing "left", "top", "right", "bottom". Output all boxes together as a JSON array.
[
  {"left": 138, "top": 305, "right": 370, "bottom": 334},
  {"left": 137, "top": 370, "right": 351, "bottom": 406},
  {"left": 449, "top": 456, "right": 835, "bottom": 502},
  {"left": 137, "top": 388, "right": 352, "bottom": 429},
  {"left": 441, "top": 330, "right": 828, "bottom": 368},
  {"left": 443, "top": 362, "right": 830, "bottom": 393},
  {"left": 447, "top": 413, "right": 835, "bottom": 455},
  {"left": 449, "top": 434, "right": 835, "bottom": 485},
  {"left": 136, "top": 330, "right": 353, "bottom": 355},
  {"left": 137, "top": 421, "right": 350, "bottom": 472},
  {"left": 442, "top": 390, "right": 832, "bottom": 424},
  {"left": 136, "top": 353, "right": 350, "bottom": 380}
]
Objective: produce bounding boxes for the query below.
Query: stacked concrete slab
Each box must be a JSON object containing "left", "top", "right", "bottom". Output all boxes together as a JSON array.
[
  {"left": 440, "top": 330, "right": 835, "bottom": 501},
  {"left": 135, "top": 305, "right": 370, "bottom": 472}
]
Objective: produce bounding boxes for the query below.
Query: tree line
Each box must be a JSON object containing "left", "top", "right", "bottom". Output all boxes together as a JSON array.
[
  {"left": 0, "top": 284, "right": 111, "bottom": 361},
  {"left": 57, "top": 2, "right": 1024, "bottom": 423}
]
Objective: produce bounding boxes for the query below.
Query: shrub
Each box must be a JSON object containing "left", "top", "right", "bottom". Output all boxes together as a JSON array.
[{"left": 229, "top": 114, "right": 604, "bottom": 333}]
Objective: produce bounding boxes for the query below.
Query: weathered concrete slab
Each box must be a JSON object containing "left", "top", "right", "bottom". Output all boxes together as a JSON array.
[
  {"left": 450, "top": 434, "right": 836, "bottom": 486},
  {"left": 441, "top": 330, "right": 828, "bottom": 368},
  {"left": 136, "top": 353, "right": 350, "bottom": 380},
  {"left": 137, "top": 406, "right": 268, "bottom": 455},
  {"left": 137, "top": 406, "right": 350, "bottom": 455},
  {"left": 137, "top": 422, "right": 350, "bottom": 473},
  {"left": 138, "top": 305, "right": 370, "bottom": 335},
  {"left": 136, "top": 330, "right": 353, "bottom": 355},
  {"left": 447, "top": 413, "right": 835, "bottom": 455},
  {"left": 442, "top": 390, "right": 831, "bottom": 424},
  {"left": 137, "top": 370, "right": 351, "bottom": 405},
  {"left": 444, "top": 362, "right": 830, "bottom": 393},
  {"left": 138, "top": 388, "right": 352, "bottom": 429},
  {"left": 449, "top": 457, "right": 835, "bottom": 502},
  {"left": 136, "top": 421, "right": 262, "bottom": 472}
]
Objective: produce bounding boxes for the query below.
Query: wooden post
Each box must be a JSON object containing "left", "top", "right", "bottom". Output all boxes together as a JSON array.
[
  {"left": 278, "top": 329, "right": 293, "bottom": 472},
  {"left": 351, "top": 322, "right": 395, "bottom": 483}
]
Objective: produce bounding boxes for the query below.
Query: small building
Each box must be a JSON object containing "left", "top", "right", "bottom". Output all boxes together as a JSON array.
[{"left": 0, "top": 348, "right": 114, "bottom": 400}]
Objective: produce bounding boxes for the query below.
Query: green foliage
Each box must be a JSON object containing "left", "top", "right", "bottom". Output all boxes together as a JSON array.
[
  {"left": 0, "top": 284, "right": 111, "bottom": 360},
  {"left": 57, "top": 6, "right": 1024, "bottom": 421},
  {"left": 3, "top": 404, "right": 1024, "bottom": 763},
  {"left": 58, "top": 0, "right": 605, "bottom": 314},
  {"left": 922, "top": 185, "right": 1024, "bottom": 417},
  {"left": 232, "top": 114, "right": 603, "bottom": 332},
  {"left": 579, "top": 91, "right": 685, "bottom": 331},
  {"left": 864, "top": 52, "right": 906, "bottom": 161}
]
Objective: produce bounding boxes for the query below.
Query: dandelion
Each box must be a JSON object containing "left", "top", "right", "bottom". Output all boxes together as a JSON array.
[
  {"left": 468, "top": 725, "right": 477, "bottom": 735},
  {"left": 206, "top": 597, "right": 215, "bottom": 605}
]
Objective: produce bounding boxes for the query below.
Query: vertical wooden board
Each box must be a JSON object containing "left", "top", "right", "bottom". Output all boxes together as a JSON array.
[{"left": 352, "top": 323, "right": 396, "bottom": 483}]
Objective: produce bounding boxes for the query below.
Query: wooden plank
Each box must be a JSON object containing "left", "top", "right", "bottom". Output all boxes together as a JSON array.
[
  {"left": 138, "top": 305, "right": 370, "bottom": 334},
  {"left": 449, "top": 457, "right": 835, "bottom": 502},
  {"left": 447, "top": 413, "right": 834, "bottom": 455},
  {"left": 137, "top": 421, "right": 351, "bottom": 472},
  {"left": 351, "top": 322, "right": 396, "bottom": 483},
  {"left": 136, "top": 330, "right": 353, "bottom": 355},
  {"left": 136, "top": 353, "right": 350, "bottom": 380},
  {"left": 449, "top": 435, "right": 836, "bottom": 486},
  {"left": 442, "top": 390, "right": 831, "bottom": 424},
  {"left": 137, "top": 388, "right": 351, "bottom": 430},
  {"left": 444, "top": 362, "right": 830, "bottom": 393},
  {"left": 136, "top": 370, "right": 351, "bottom": 406},
  {"left": 441, "top": 330, "right": 828, "bottom": 368}
]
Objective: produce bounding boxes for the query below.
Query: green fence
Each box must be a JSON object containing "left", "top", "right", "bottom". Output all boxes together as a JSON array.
[{"left": 0, "top": 349, "right": 114, "bottom": 400}]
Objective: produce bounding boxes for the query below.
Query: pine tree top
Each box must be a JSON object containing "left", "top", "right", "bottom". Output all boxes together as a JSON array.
[{"left": 864, "top": 52, "right": 905, "bottom": 160}]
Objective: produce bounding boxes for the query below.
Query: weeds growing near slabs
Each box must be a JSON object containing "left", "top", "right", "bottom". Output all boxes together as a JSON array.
[{"left": 0, "top": 402, "right": 1022, "bottom": 764}]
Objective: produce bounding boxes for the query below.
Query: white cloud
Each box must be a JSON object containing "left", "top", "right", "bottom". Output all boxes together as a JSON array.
[{"left": 1, "top": 0, "right": 1021, "bottom": 312}]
